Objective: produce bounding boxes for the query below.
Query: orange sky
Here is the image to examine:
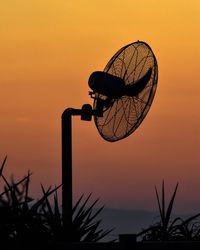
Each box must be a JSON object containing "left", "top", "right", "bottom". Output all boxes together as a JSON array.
[{"left": 0, "top": 0, "right": 200, "bottom": 213}]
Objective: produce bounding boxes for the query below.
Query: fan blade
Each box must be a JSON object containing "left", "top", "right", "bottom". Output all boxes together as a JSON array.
[
  {"left": 125, "top": 68, "right": 152, "bottom": 96},
  {"left": 88, "top": 71, "right": 125, "bottom": 98}
]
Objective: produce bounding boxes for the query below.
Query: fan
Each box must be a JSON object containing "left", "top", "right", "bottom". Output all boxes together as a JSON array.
[
  {"left": 88, "top": 40, "right": 158, "bottom": 142},
  {"left": 61, "top": 40, "right": 158, "bottom": 229}
]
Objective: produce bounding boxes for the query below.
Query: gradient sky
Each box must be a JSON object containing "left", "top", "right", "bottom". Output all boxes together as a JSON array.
[{"left": 0, "top": 0, "right": 200, "bottom": 213}]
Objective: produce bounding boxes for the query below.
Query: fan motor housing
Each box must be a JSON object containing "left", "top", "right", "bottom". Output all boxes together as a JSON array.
[{"left": 88, "top": 71, "right": 125, "bottom": 98}]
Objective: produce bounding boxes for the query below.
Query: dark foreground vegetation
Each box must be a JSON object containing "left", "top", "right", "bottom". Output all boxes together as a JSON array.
[
  {"left": 1, "top": 156, "right": 200, "bottom": 249},
  {"left": 0, "top": 157, "right": 111, "bottom": 249},
  {"left": 136, "top": 181, "right": 200, "bottom": 241}
]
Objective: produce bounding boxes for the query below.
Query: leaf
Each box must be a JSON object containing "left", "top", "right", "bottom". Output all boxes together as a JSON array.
[
  {"left": 0, "top": 156, "right": 7, "bottom": 176},
  {"left": 155, "top": 185, "right": 164, "bottom": 223},
  {"left": 165, "top": 182, "right": 178, "bottom": 228},
  {"left": 162, "top": 180, "right": 165, "bottom": 225}
]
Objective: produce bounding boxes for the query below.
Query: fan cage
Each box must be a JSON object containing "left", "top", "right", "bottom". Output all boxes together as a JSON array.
[{"left": 94, "top": 41, "right": 158, "bottom": 142}]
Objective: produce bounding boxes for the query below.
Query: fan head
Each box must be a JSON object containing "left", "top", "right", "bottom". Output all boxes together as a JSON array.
[{"left": 89, "top": 40, "right": 158, "bottom": 142}]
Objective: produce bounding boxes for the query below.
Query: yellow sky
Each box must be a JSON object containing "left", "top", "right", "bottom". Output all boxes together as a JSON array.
[{"left": 0, "top": 0, "right": 200, "bottom": 213}]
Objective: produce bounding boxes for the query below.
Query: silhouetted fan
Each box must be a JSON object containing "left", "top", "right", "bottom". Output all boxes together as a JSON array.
[
  {"left": 88, "top": 40, "right": 158, "bottom": 142},
  {"left": 61, "top": 40, "right": 158, "bottom": 231}
]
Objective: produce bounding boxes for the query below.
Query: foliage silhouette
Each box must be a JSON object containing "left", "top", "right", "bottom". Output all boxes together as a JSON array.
[
  {"left": 0, "top": 156, "right": 112, "bottom": 249},
  {"left": 137, "top": 181, "right": 200, "bottom": 242}
]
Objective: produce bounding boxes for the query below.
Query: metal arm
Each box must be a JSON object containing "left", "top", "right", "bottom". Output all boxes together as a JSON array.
[{"left": 61, "top": 104, "right": 102, "bottom": 234}]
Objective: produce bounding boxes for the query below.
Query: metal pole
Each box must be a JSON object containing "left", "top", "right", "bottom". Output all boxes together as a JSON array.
[
  {"left": 62, "top": 108, "right": 73, "bottom": 230},
  {"left": 61, "top": 105, "right": 96, "bottom": 238},
  {"left": 61, "top": 108, "right": 82, "bottom": 233}
]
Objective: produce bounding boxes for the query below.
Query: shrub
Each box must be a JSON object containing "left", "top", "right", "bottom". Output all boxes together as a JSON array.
[
  {"left": 137, "top": 181, "right": 200, "bottom": 242},
  {"left": 0, "top": 156, "right": 112, "bottom": 249}
]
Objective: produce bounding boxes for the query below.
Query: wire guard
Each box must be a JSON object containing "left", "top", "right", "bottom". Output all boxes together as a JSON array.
[{"left": 93, "top": 41, "right": 158, "bottom": 142}]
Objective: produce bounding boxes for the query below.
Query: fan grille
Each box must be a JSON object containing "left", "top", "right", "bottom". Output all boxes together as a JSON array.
[{"left": 94, "top": 41, "right": 158, "bottom": 142}]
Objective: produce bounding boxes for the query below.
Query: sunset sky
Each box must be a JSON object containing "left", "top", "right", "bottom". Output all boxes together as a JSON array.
[{"left": 0, "top": 0, "right": 200, "bottom": 213}]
